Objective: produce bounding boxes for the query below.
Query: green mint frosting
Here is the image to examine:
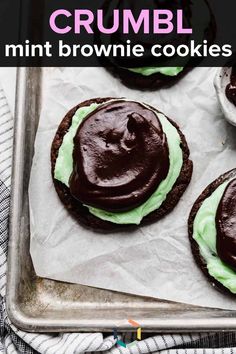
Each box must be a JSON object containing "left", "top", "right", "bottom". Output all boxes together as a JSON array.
[
  {"left": 54, "top": 100, "right": 183, "bottom": 225},
  {"left": 128, "top": 67, "right": 184, "bottom": 77},
  {"left": 193, "top": 178, "right": 236, "bottom": 294},
  {"left": 54, "top": 103, "right": 100, "bottom": 185}
]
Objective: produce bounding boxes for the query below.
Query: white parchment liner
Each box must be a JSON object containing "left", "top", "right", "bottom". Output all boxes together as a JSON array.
[{"left": 29, "top": 67, "right": 236, "bottom": 309}]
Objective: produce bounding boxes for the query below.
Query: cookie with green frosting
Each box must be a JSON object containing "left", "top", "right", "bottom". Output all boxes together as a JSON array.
[
  {"left": 189, "top": 169, "right": 236, "bottom": 296},
  {"left": 101, "top": 0, "right": 215, "bottom": 90},
  {"left": 51, "top": 97, "right": 192, "bottom": 231},
  {"left": 107, "top": 66, "right": 190, "bottom": 91}
]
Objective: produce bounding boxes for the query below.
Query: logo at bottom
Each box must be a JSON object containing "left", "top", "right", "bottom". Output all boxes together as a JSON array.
[{"left": 113, "top": 319, "right": 142, "bottom": 348}]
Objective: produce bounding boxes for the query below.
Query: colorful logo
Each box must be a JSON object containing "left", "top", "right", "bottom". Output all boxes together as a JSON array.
[{"left": 113, "top": 320, "right": 142, "bottom": 348}]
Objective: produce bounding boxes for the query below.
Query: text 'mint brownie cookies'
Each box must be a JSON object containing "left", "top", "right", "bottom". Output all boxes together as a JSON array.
[
  {"left": 189, "top": 169, "right": 236, "bottom": 296},
  {"left": 51, "top": 98, "right": 192, "bottom": 231}
]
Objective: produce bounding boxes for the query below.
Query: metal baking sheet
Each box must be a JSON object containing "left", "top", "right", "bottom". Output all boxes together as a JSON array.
[{"left": 6, "top": 67, "right": 236, "bottom": 333}]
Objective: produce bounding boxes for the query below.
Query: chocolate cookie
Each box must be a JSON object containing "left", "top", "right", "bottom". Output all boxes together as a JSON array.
[
  {"left": 106, "top": 66, "right": 191, "bottom": 91},
  {"left": 101, "top": 0, "right": 216, "bottom": 90},
  {"left": 226, "top": 66, "right": 236, "bottom": 106},
  {"left": 51, "top": 97, "right": 192, "bottom": 232},
  {"left": 188, "top": 169, "right": 236, "bottom": 296}
]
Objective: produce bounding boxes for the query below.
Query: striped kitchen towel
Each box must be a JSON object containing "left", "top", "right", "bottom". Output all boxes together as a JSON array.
[
  {"left": 0, "top": 89, "right": 12, "bottom": 190},
  {"left": 1, "top": 84, "right": 236, "bottom": 353}
]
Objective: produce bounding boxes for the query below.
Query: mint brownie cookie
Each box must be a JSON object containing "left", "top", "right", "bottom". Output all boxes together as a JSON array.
[
  {"left": 51, "top": 98, "right": 192, "bottom": 231},
  {"left": 189, "top": 169, "right": 236, "bottom": 295}
]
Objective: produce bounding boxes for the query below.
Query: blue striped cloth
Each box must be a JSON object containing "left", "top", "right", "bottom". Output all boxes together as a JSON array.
[{"left": 1, "top": 84, "right": 236, "bottom": 353}]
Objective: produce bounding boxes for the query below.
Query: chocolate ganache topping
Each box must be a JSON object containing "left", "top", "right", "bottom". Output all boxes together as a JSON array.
[
  {"left": 216, "top": 178, "right": 236, "bottom": 270},
  {"left": 69, "top": 101, "right": 169, "bottom": 212},
  {"left": 226, "top": 67, "right": 236, "bottom": 106}
]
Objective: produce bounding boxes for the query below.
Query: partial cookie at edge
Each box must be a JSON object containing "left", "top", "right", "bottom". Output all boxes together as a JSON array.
[{"left": 188, "top": 168, "right": 236, "bottom": 297}]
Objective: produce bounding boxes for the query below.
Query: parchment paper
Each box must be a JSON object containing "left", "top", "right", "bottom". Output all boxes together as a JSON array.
[{"left": 29, "top": 67, "right": 236, "bottom": 310}]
